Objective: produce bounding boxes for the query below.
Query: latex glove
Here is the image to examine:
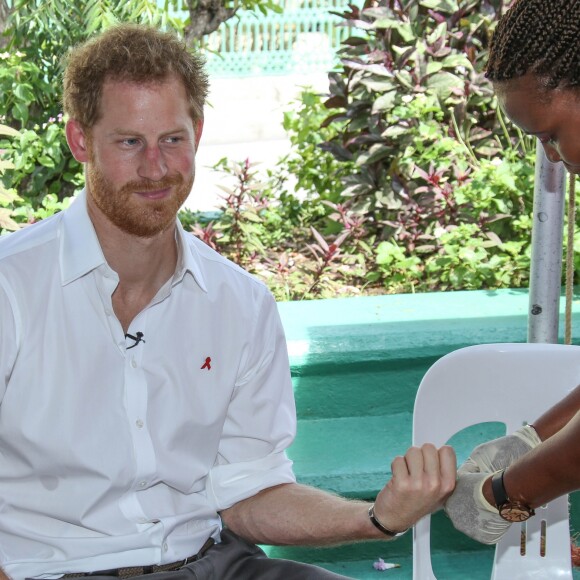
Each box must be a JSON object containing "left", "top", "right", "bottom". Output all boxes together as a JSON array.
[
  {"left": 459, "top": 425, "right": 541, "bottom": 476},
  {"left": 444, "top": 472, "right": 510, "bottom": 545}
]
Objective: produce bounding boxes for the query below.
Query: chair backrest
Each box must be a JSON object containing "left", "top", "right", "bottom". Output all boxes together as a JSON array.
[{"left": 412, "top": 343, "right": 580, "bottom": 580}]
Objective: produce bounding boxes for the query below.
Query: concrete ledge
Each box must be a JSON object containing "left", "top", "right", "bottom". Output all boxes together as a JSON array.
[{"left": 278, "top": 288, "right": 580, "bottom": 368}]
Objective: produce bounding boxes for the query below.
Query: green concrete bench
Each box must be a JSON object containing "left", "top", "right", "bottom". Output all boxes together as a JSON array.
[{"left": 266, "top": 289, "right": 580, "bottom": 579}]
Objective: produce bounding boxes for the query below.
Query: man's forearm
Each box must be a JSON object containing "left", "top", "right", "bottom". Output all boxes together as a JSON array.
[
  {"left": 221, "top": 444, "right": 456, "bottom": 547},
  {"left": 220, "top": 483, "right": 382, "bottom": 546}
]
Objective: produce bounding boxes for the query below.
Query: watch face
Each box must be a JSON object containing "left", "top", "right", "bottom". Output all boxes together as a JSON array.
[{"left": 499, "top": 502, "right": 534, "bottom": 522}]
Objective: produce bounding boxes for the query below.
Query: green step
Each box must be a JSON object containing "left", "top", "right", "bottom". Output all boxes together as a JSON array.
[
  {"left": 316, "top": 551, "right": 493, "bottom": 579},
  {"left": 279, "top": 291, "right": 580, "bottom": 371},
  {"left": 317, "top": 553, "right": 580, "bottom": 579},
  {"left": 272, "top": 291, "right": 580, "bottom": 577},
  {"left": 288, "top": 414, "right": 505, "bottom": 497},
  {"left": 263, "top": 512, "right": 493, "bottom": 576},
  {"left": 286, "top": 414, "right": 580, "bottom": 569},
  {"left": 291, "top": 359, "right": 434, "bottom": 420},
  {"left": 264, "top": 510, "right": 580, "bottom": 578}
]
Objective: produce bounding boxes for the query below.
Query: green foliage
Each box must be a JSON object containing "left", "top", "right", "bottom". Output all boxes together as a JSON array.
[
  {"left": 180, "top": 157, "right": 362, "bottom": 301},
  {"left": 0, "top": 51, "right": 53, "bottom": 127},
  {"left": 281, "top": 89, "right": 354, "bottom": 204},
  {"left": 1, "top": 2, "right": 176, "bottom": 210},
  {"left": 0, "top": 115, "right": 84, "bottom": 205},
  {"left": 5, "top": 2, "right": 178, "bottom": 122},
  {"left": 0, "top": 48, "right": 83, "bottom": 210},
  {"left": 371, "top": 240, "right": 422, "bottom": 293},
  {"left": 214, "top": 0, "right": 575, "bottom": 298},
  {"left": 0, "top": 122, "right": 74, "bottom": 235},
  {"left": 322, "top": 0, "right": 509, "bottom": 211},
  {"left": 307, "top": 0, "right": 545, "bottom": 294},
  {"left": 3, "top": 0, "right": 576, "bottom": 300},
  {"left": 0, "top": 123, "right": 21, "bottom": 233},
  {"left": 1, "top": 0, "right": 280, "bottom": 211},
  {"left": 210, "top": 158, "right": 268, "bottom": 267}
]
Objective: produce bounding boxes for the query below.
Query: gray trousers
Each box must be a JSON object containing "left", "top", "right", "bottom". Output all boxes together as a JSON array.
[{"left": 61, "top": 530, "right": 353, "bottom": 580}]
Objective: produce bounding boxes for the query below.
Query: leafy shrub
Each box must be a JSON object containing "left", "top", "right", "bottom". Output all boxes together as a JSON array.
[
  {"left": 0, "top": 114, "right": 83, "bottom": 206},
  {"left": 281, "top": 89, "right": 354, "bottom": 206},
  {"left": 180, "top": 154, "right": 367, "bottom": 300},
  {"left": 0, "top": 123, "right": 21, "bottom": 233},
  {"left": 0, "top": 122, "right": 75, "bottom": 235},
  {"left": 3, "top": 0, "right": 578, "bottom": 300},
  {"left": 0, "top": 51, "right": 54, "bottom": 127},
  {"left": 311, "top": 0, "right": 547, "bottom": 293}
]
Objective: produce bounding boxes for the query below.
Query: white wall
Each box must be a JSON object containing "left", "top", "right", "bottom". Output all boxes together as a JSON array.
[{"left": 186, "top": 73, "right": 328, "bottom": 212}]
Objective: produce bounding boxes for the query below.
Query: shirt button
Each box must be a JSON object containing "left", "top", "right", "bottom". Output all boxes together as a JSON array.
[
  {"left": 131, "top": 359, "right": 137, "bottom": 368},
  {"left": 163, "top": 543, "right": 169, "bottom": 552},
  {"left": 136, "top": 419, "right": 144, "bottom": 428},
  {"left": 138, "top": 481, "right": 147, "bottom": 488}
]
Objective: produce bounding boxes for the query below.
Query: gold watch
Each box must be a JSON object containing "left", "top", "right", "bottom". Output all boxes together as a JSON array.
[{"left": 491, "top": 469, "right": 535, "bottom": 523}]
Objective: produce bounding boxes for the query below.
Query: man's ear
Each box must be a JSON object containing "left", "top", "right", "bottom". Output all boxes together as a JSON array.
[
  {"left": 194, "top": 118, "right": 204, "bottom": 151},
  {"left": 66, "top": 119, "right": 90, "bottom": 163}
]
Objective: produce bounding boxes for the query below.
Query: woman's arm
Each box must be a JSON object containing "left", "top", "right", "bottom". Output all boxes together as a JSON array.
[
  {"left": 530, "top": 385, "right": 580, "bottom": 441},
  {"left": 483, "top": 408, "right": 580, "bottom": 509}
]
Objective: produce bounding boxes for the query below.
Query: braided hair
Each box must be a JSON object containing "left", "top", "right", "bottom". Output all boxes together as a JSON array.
[{"left": 486, "top": 0, "right": 580, "bottom": 90}]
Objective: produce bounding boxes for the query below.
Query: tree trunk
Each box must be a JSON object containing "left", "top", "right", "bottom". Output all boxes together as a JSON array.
[
  {"left": 184, "top": 0, "right": 237, "bottom": 42},
  {"left": 0, "top": 0, "right": 10, "bottom": 48}
]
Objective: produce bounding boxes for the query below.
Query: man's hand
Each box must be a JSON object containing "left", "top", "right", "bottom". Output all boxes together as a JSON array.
[
  {"left": 372, "top": 444, "right": 456, "bottom": 533},
  {"left": 459, "top": 425, "right": 541, "bottom": 476},
  {"left": 445, "top": 472, "right": 510, "bottom": 544},
  {"left": 0, "top": 568, "right": 10, "bottom": 580}
]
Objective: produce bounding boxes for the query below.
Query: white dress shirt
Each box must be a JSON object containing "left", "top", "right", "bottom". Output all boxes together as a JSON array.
[{"left": 0, "top": 191, "right": 297, "bottom": 579}]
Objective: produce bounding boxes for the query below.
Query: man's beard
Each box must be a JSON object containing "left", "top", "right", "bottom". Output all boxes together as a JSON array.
[{"left": 86, "top": 161, "right": 194, "bottom": 238}]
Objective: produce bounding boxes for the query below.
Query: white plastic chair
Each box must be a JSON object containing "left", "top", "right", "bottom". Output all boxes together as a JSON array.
[{"left": 412, "top": 343, "right": 580, "bottom": 580}]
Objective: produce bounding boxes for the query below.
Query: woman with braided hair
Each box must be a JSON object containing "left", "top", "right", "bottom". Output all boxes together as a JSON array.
[
  {"left": 487, "top": 0, "right": 580, "bottom": 174},
  {"left": 444, "top": 0, "right": 580, "bottom": 544}
]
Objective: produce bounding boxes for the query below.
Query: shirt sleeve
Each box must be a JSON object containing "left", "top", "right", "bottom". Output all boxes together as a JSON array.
[
  {"left": 206, "top": 289, "right": 297, "bottom": 510},
  {"left": 0, "top": 272, "right": 20, "bottom": 404}
]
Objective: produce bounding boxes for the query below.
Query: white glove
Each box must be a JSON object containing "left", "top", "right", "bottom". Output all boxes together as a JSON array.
[
  {"left": 444, "top": 472, "right": 511, "bottom": 545},
  {"left": 459, "top": 425, "right": 541, "bottom": 476}
]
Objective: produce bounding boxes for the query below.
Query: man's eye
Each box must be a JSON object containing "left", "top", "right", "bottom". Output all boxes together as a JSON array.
[{"left": 123, "top": 138, "right": 139, "bottom": 146}]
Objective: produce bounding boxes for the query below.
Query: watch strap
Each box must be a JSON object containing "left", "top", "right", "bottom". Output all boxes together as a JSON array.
[
  {"left": 368, "top": 505, "right": 408, "bottom": 538},
  {"left": 491, "top": 469, "right": 509, "bottom": 507},
  {"left": 491, "top": 469, "right": 535, "bottom": 522}
]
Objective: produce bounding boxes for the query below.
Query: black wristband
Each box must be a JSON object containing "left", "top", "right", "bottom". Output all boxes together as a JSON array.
[
  {"left": 368, "top": 505, "right": 408, "bottom": 538},
  {"left": 491, "top": 469, "right": 509, "bottom": 507},
  {"left": 490, "top": 469, "right": 535, "bottom": 523}
]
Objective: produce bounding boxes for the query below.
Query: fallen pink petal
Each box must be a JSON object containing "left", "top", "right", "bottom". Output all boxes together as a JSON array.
[{"left": 373, "top": 557, "right": 400, "bottom": 571}]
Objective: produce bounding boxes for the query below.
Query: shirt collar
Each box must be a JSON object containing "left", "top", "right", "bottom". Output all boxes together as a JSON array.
[
  {"left": 173, "top": 218, "right": 208, "bottom": 293},
  {"left": 60, "top": 189, "right": 107, "bottom": 286},
  {"left": 60, "top": 189, "right": 208, "bottom": 293}
]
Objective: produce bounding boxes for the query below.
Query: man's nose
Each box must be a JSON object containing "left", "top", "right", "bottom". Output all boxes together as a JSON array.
[{"left": 138, "top": 145, "right": 168, "bottom": 181}]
